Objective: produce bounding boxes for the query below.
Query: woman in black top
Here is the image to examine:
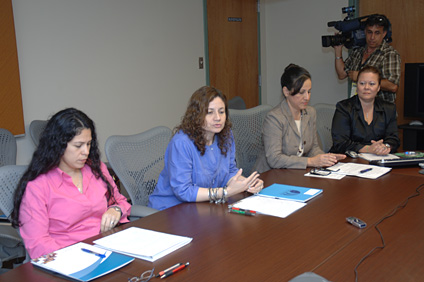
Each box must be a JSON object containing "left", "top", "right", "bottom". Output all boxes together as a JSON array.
[{"left": 330, "top": 65, "right": 400, "bottom": 155}]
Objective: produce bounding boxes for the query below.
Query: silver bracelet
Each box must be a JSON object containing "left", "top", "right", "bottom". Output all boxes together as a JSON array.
[
  {"left": 336, "top": 56, "right": 342, "bottom": 60},
  {"left": 222, "top": 186, "right": 228, "bottom": 203}
]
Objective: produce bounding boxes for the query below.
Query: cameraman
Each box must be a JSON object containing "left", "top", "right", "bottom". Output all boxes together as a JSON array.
[{"left": 334, "top": 14, "right": 400, "bottom": 103}]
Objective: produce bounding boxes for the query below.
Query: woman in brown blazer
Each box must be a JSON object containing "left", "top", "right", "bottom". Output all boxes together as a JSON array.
[{"left": 254, "top": 64, "right": 345, "bottom": 172}]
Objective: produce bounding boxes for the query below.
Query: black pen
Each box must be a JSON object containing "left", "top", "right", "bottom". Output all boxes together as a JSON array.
[
  {"left": 360, "top": 168, "right": 373, "bottom": 173},
  {"left": 161, "top": 262, "right": 189, "bottom": 279},
  {"left": 156, "top": 263, "right": 182, "bottom": 277}
]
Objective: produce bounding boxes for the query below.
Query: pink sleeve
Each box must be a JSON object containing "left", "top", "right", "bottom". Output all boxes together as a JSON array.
[
  {"left": 19, "top": 180, "right": 61, "bottom": 258},
  {"left": 101, "top": 162, "right": 131, "bottom": 222}
]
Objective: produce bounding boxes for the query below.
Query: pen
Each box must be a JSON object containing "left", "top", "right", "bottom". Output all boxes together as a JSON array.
[
  {"left": 156, "top": 263, "right": 182, "bottom": 277},
  {"left": 228, "top": 207, "right": 256, "bottom": 216},
  {"left": 160, "top": 262, "right": 189, "bottom": 279},
  {"left": 360, "top": 168, "right": 373, "bottom": 173},
  {"left": 81, "top": 248, "right": 106, "bottom": 258}
]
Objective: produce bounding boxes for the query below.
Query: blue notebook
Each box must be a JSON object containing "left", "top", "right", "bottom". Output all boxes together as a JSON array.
[
  {"left": 31, "top": 242, "right": 134, "bottom": 281},
  {"left": 258, "top": 183, "right": 323, "bottom": 202}
]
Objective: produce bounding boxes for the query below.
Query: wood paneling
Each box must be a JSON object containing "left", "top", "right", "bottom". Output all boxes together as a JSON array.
[{"left": 0, "top": 0, "right": 24, "bottom": 135}]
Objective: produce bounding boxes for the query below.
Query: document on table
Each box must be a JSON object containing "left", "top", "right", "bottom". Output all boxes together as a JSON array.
[
  {"left": 359, "top": 153, "right": 400, "bottom": 161},
  {"left": 94, "top": 227, "right": 192, "bottom": 262},
  {"left": 230, "top": 195, "right": 306, "bottom": 218},
  {"left": 327, "top": 162, "right": 391, "bottom": 179}
]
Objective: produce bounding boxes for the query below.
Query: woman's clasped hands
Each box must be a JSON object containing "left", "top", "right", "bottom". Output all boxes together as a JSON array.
[{"left": 368, "top": 140, "right": 390, "bottom": 155}]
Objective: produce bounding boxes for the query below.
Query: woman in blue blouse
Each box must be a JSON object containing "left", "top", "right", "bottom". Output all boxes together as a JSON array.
[{"left": 148, "top": 86, "right": 264, "bottom": 210}]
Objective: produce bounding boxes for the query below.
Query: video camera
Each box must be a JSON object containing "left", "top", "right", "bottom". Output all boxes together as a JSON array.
[{"left": 321, "top": 6, "right": 392, "bottom": 49}]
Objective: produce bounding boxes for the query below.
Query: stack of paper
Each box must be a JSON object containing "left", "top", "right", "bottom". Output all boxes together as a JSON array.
[
  {"left": 230, "top": 184, "right": 323, "bottom": 218},
  {"left": 31, "top": 242, "right": 134, "bottom": 282},
  {"left": 94, "top": 227, "right": 192, "bottom": 262},
  {"left": 230, "top": 196, "right": 306, "bottom": 218}
]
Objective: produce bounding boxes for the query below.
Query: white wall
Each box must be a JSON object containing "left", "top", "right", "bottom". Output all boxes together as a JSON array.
[
  {"left": 11, "top": 0, "right": 349, "bottom": 165},
  {"left": 260, "top": 0, "right": 349, "bottom": 106},
  {"left": 12, "top": 0, "right": 206, "bottom": 164}
]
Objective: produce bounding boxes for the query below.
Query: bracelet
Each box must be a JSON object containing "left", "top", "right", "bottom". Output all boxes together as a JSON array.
[
  {"left": 336, "top": 56, "right": 342, "bottom": 60},
  {"left": 222, "top": 186, "right": 228, "bottom": 203},
  {"left": 208, "top": 187, "right": 227, "bottom": 204}
]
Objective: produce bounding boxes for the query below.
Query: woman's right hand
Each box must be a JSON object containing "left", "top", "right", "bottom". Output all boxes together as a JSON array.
[
  {"left": 308, "top": 153, "right": 342, "bottom": 167},
  {"left": 226, "top": 169, "right": 261, "bottom": 196}
]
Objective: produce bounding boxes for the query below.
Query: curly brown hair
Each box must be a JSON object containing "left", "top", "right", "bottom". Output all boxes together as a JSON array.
[{"left": 175, "top": 86, "right": 232, "bottom": 156}]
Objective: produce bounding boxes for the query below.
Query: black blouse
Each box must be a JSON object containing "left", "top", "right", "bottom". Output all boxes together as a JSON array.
[{"left": 329, "top": 95, "right": 400, "bottom": 153}]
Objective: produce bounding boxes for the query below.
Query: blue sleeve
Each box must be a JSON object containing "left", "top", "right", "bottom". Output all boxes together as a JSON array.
[
  {"left": 167, "top": 137, "right": 200, "bottom": 202},
  {"left": 228, "top": 135, "right": 239, "bottom": 177}
]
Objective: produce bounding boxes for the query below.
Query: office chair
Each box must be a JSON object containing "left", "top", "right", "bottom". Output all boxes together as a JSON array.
[
  {"left": 314, "top": 103, "right": 336, "bottom": 153},
  {"left": 29, "top": 120, "right": 48, "bottom": 147},
  {"left": 228, "top": 96, "right": 247, "bottom": 110},
  {"left": 0, "top": 165, "right": 28, "bottom": 272},
  {"left": 105, "top": 126, "right": 172, "bottom": 217},
  {"left": 229, "top": 105, "right": 272, "bottom": 177},
  {"left": 0, "top": 129, "right": 17, "bottom": 168}
]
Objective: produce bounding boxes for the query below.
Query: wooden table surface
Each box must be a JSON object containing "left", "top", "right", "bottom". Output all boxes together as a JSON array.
[{"left": 1, "top": 166, "right": 424, "bottom": 282}]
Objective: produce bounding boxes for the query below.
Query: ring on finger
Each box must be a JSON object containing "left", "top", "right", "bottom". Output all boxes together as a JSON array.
[{"left": 110, "top": 220, "right": 114, "bottom": 226}]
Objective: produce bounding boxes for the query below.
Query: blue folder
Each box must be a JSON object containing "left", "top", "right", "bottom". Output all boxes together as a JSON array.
[{"left": 258, "top": 183, "right": 323, "bottom": 202}]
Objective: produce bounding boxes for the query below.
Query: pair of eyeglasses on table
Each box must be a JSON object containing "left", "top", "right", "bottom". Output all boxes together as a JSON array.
[
  {"left": 309, "top": 167, "right": 339, "bottom": 176},
  {"left": 129, "top": 268, "right": 155, "bottom": 282}
]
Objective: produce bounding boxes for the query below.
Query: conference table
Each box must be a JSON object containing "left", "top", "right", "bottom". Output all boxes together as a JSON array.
[{"left": 1, "top": 160, "right": 424, "bottom": 282}]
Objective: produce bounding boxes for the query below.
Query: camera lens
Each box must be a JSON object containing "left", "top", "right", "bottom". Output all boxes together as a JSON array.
[{"left": 321, "top": 34, "right": 346, "bottom": 47}]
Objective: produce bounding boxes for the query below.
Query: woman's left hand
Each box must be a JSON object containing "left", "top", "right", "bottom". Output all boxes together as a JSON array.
[
  {"left": 100, "top": 208, "right": 121, "bottom": 233},
  {"left": 247, "top": 177, "right": 264, "bottom": 194}
]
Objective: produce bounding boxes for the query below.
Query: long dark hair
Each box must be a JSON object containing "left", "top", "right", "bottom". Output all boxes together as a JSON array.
[
  {"left": 175, "top": 86, "right": 232, "bottom": 156},
  {"left": 11, "top": 108, "right": 116, "bottom": 228}
]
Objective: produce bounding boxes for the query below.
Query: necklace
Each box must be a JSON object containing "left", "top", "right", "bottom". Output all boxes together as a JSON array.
[
  {"left": 364, "top": 109, "right": 373, "bottom": 125},
  {"left": 73, "top": 170, "right": 83, "bottom": 193}
]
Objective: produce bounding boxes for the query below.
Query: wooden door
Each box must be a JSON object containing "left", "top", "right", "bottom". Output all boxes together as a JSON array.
[
  {"left": 206, "top": 0, "right": 259, "bottom": 108},
  {"left": 0, "top": 0, "right": 24, "bottom": 135}
]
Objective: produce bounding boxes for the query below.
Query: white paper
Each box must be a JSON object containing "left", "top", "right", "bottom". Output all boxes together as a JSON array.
[
  {"left": 327, "top": 162, "right": 391, "bottom": 179},
  {"left": 230, "top": 195, "right": 306, "bottom": 218}
]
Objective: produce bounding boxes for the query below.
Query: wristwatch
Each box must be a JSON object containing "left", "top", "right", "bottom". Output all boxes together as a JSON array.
[{"left": 109, "top": 205, "right": 122, "bottom": 216}]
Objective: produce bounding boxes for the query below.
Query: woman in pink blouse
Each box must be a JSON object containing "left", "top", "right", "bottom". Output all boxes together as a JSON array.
[{"left": 11, "top": 108, "right": 131, "bottom": 258}]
